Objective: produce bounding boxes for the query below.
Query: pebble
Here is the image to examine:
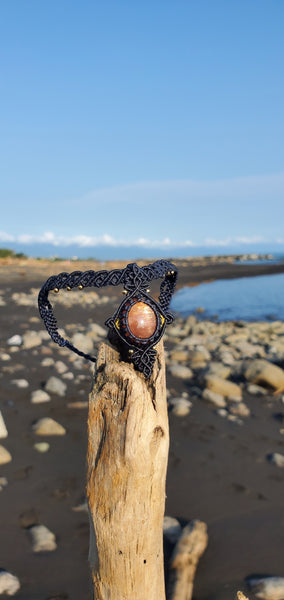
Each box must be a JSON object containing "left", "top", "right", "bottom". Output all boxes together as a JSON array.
[
  {"left": 22, "top": 330, "right": 42, "bottom": 349},
  {"left": 7, "top": 334, "right": 22, "bottom": 346},
  {"left": 11, "top": 378, "right": 29, "bottom": 388},
  {"left": 62, "top": 372, "right": 74, "bottom": 380},
  {"left": 247, "top": 576, "right": 284, "bottom": 600},
  {"left": 71, "top": 333, "right": 93, "bottom": 355},
  {"left": 32, "top": 418, "right": 66, "bottom": 436},
  {"left": 0, "top": 353, "right": 11, "bottom": 361},
  {"left": 202, "top": 388, "right": 227, "bottom": 408},
  {"left": 67, "top": 401, "right": 88, "bottom": 409},
  {"left": 0, "top": 445, "right": 12, "bottom": 464},
  {"left": 34, "top": 442, "right": 50, "bottom": 453},
  {"left": 29, "top": 524, "right": 57, "bottom": 552},
  {"left": 206, "top": 362, "right": 231, "bottom": 380},
  {"left": 31, "top": 389, "right": 51, "bottom": 404},
  {"left": 204, "top": 375, "right": 242, "bottom": 401},
  {"left": 0, "top": 411, "right": 8, "bottom": 438},
  {"left": 41, "top": 357, "right": 55, "bottom": 367},
  {"left": 245, "top": 359, "right": 284, "bottom": 390},
  {"left": 0, "top": 570, "right": 20, "bottom": 595},
  {"left": 87, "top": 322, "right": 107, "bottom": 337},
  {"left": 267, "top": 452, "right": 284, "bottom": 468},
  {"left": 217, "top": 408, "right": 228, "bottom": 418},
  {"left": 229, "top": 402, "right": 250, "bottom": 418},
  {"left": 163, "top": 515, "right": 182, "bottom": 544},
  {"left": 168, "top": 364, "right": 193, "bottom": 380},
  {"left": 170, "top": 398, "right": 192, "bottom": 417},
  {"left": 45, "top": 376, "right": 67, "bottom": 397},
  {"left": 0, "top": 477, "right": 8, "bottom": 491},
  {"left": 247, "top": 383, "right": 268, "bottom": 396},
  {"left": 55, "top": 361, "right": 68, "bottom": 374}
]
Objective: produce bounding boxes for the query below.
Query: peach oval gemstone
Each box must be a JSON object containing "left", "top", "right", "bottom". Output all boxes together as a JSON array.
[{"left": 128, "top": 302, "right": 157, "bottom": 339}]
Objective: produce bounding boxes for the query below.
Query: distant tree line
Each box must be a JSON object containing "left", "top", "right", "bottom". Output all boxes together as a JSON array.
[{"left": 0, "top": 248, "right": 27, "bottom": 259}]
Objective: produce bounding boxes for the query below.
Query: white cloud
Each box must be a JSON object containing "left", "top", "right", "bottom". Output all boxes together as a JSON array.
[{"left": 0, "top": 230, "right": 281, "bottom": 248}]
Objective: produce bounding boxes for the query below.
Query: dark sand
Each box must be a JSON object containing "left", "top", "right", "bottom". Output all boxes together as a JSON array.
[{"left": 1, "top": 259, "right": 284, "bottom": 600}]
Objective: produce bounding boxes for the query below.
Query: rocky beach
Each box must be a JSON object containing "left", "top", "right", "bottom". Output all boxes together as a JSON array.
[{"left": 1, "top": 257, "right": 284, "bottom": 600}]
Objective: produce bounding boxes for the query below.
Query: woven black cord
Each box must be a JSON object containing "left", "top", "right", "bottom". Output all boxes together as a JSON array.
[{"left": 38, "top": 260, "right": 178, "bottom": 363}]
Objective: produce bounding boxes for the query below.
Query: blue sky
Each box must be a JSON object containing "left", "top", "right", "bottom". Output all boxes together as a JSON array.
[{"left": 0, "top": 1, "right": 283, "bottom": 253}]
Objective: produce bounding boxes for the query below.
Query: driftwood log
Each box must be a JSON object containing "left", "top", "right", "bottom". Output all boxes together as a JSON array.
[
  {"left": 87, "top": 340, "right": 169, "bottom": 600},
  {"left": 167, "top": 520, "right": 208, "bottom": 600}
]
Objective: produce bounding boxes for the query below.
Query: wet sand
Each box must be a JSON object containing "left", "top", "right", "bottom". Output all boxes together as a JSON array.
[{"left": 1, "top": 259, "right": 284, "bottom": 600}]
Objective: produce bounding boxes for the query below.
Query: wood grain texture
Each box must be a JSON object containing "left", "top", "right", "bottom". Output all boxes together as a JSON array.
[
  {"left": 87, "top": 340, "right": 169, "bottom": 600},
  {"left": 167, "top": 520, "right": 208, "bottom": 600}
]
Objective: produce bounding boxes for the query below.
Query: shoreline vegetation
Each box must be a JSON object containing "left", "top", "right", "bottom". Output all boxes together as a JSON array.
[{"left": 1, "top": 254, "right": 284, "bottom": 599}]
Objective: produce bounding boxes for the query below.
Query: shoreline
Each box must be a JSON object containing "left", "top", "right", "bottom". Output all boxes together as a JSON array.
[{"left": 1, "top": 260, "right": 284, "bottom": 599}]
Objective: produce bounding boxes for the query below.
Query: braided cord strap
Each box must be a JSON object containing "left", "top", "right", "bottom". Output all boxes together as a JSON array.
[{"left": 38, "top": 260, "right": 178, "bottom": 377}]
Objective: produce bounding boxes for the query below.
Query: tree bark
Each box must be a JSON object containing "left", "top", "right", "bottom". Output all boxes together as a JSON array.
[{"left": 87, "top": 340, "right": 169, "bottom": 600}]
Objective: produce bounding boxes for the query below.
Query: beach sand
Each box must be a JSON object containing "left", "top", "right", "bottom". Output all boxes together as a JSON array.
[{"left": 1, "top": 258, "right": 284, "bottom": 600}]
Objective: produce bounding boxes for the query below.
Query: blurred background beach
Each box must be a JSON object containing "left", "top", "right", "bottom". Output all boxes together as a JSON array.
[{"left": 0, "top": 1, "right": 284, "bottom": 599}]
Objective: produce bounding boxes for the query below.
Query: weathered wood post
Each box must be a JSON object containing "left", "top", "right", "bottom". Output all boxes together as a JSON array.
[{"left": 87, "top": 339, "right": 169, "bottom": 600}]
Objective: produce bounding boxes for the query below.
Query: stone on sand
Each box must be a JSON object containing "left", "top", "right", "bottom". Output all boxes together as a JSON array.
[
  {"left": 34, "top": 442, "right": 50, "bottom": 453},
  {"left": 71, "top": 332, "right": 93, "bottom": 355},
  {"left": 41, "top": 357, "right": 55, "bottom": 367},
  {"left": 170, "top": 398, "right": 192, "bottom": 416},
  {"left": 206, "top": 362, "right": 231, "bottom": 380},
  {"left": 247, "top": 576, "right": 284, "bottom": 600},
  {"left": 0, "top": 445, "right": 12, "bottom": 465},
  {"left": 245, "top": 359, "right": 284, "bottom": 390},
  {"left": 0, "top": 477, "right": 8, "bottom": 491},
  {"left": 0, "top": 570, "right": 20, "bottom": 595},
  {"left": 163, "top": 516, "right": 182, "bottom": 544},
  {"left": 247, "top": 383, "right": 268, "bottom": 396},
  {"left": 29, "top": 524, "right": 57, "bottom": 552},
  {"left": 267, "top": 452, "right": 284, "bottom": 468},
  {"left": 7, "top": 334, "right": 22, "bottom": 346},
  {"left": 11, "top": 379, "right": 29, "bottom": 388},
  {"left": 0, "top": 411, "right": 8, "bottom": 439},
  {"left": 45, "top": 376, "right": 67, "bottom": 397},
  {"left": 168, "top": 364, "right": 193, "bottom": 380},
  {"left": 202, "top": 388, "right": 227, "bottom": 408},
  {"left": 204, "top": 374, "right": 242, "bottom": 401},
  {"left": 22, "top": 330, "right": 42, "bottom": 349},
  {"left": 32, "top": 418, "right": 66, "bottom": 436},
  {"left": 31, "top": 389, "right": 51, "bottom": 404}
]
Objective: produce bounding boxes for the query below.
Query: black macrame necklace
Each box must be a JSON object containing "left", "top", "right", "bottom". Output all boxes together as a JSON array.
[{"left": 38, "top": 259, "right": 178, "bottom": 378}]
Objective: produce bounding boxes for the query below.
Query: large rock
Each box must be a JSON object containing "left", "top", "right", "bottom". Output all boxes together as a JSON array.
[
  {"left": 168, "top": 364, "right": 193, "bottom": 380},
  {"left": 245, "top": 359, "right": 284, "bottom": 390},
  {"left": 22, "top": 331, "right": 42, "bottom": 349},
  {"left": 32, "top": 418, "right": 66, "bottom": 436},
  {"left": 247, "top": 576, "right": 284, "bottom": 600},
  {"left": 0, "top": 411, "right": 8, "bottom": 439},
  {"left": 0, "top": 445, "right": 12, "bottom": 465},
  {"left": 0, "top": 570, "right": 20, "bottom": 596},
  {"left": 45, "top": 376, "right": 67, "bottom": 397},
  {"left": 29, "top": 524, "right": 57, "bottom": 552},
  {"left": 204, "top": 375, "right": 242, "bottom": 401}
]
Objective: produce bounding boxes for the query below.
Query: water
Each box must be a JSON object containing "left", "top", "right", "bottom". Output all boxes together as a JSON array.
[{"left": 171, "top": 273, "right": 284, "bottom": 322}]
